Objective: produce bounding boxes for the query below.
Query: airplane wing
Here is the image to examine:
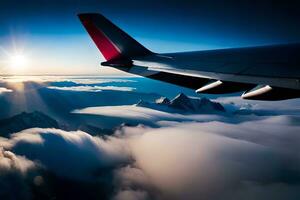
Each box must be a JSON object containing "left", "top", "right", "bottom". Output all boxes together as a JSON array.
[{"left": 78, "top": 13, "right": 300, "bottom": 101}]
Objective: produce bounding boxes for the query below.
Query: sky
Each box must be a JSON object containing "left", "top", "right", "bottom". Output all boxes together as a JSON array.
[{"left": 1, "top": 0, "right": 300, "bottom": 75}]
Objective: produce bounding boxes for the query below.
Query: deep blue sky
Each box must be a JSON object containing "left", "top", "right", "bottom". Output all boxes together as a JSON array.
[{"left": 1, "top": 0, "right": 300, "bottom": 75}]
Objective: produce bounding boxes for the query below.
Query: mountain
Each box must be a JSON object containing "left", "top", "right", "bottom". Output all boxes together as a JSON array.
[
  {"left": 0, "top": 111, "right": 116, "bottom": 138},
  {"left": 0, "top": 111, "right": 59, "bottom": 137},
  {"left": 137, "top": 93, "right": 225, "bottom": 113},
  {"left": 78, "top": 124, "right": 113, "bottom": 136},
  {"left": 155, "top": 97, "right": 171, "bottom": 105}
]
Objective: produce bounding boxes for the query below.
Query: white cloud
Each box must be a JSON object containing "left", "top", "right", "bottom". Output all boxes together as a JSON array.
[
  {"left": 0, "top": 87, "right": 13, "bottom": 94},
  {"left": 69, "top": 78, "right": 136, "bottom": 85},
  {"left": 5, "top": 128, "right": 130, "bottom": 180},
  {"left": 115, "top": 118, "right": 300, "bottom": 200},
  {"left": 0, "top": 76, "right": 135, "bottom": 84},
  {"left": 217, "top": 96, "right": 300, "bottom": 115},
  {"left": 0, "top": 147, "right": 36, "bottom": 175},
  {"left": 73, "top": 105, "right": 226, "bottom": 124},
  {"left": 48, "top": 85, "right": 136, "bottom": 92},
  {"left": 0, "top": 147, "right": 38, "bottom": 199}
]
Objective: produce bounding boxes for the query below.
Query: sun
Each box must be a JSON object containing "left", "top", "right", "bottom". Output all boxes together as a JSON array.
[{"left": 9, "top": 54, "right": 29, "bottom": 69}]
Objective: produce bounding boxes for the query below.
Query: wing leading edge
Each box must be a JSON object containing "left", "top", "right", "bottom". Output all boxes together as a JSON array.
[{"left": 78, "top": 13, "right": 300, "bottom": 101}]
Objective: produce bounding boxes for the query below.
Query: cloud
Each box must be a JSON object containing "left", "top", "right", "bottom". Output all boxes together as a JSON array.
[
  {"left": 74, "top": 105, "right": 175, "bottom": 120},
  {"left": 0, "top": 128, "right": 132, "bottom": 199},
  {"left": 1, "top": 75, "right": 300, "bottom": 199},
  {"left": 113, "top": 164, "right": 156, "bottom": 200},
  {"left": 113, "top": 189, "right": 150, "bottom": 200},
  {"left": 48, "top": 85, "right": 136, "bottom": 92},
  {"left": 0, "top": 87, "right": 12, "bottom": 94},
  {"left": 5, "top": 128, "right": 129, "bottom": 180},
  {"left": 0, "top": 147, "right": 36, "bottom": 175},
  {"left": 68, "top": 78, "right": 136, "bottom": 85},
  {"left": 1, "top": 113, "right": 300, "bottom": 199},
  {"left": 115, "top": 118, "right": 300, "bottom": 200},
  {"left": 0, "top": 76, "right": 135, "bottom": 84},
  {"left": 73, "top": 105, "right": 226, "bottom": 126},
  {"left": 217, "top": 96, "right": 300, "bottom": 115},
  {"left": 0, "top": 147, "right": 38, "bottom": 200}
]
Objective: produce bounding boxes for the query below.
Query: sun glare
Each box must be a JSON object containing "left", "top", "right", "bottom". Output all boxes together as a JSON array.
[{"left": 9, "top": 54, "right": 28, "bottom": 69}]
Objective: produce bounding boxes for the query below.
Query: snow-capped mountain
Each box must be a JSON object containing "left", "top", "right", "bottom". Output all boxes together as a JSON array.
[{"left": 137, "top": 93, "right": 225, "bottom": 113}]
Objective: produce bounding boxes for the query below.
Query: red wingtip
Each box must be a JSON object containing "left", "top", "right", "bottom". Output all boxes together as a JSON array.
[{"left": 79, "top": 14, "right": 121, "bottom": 61}]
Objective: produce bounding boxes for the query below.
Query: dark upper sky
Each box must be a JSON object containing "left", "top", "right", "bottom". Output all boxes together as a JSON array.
[
  {"left": 1, "top": 0, "right": 300, "bottom": 75},
  {"left": 2, "top": 0, "right": 300, "bottom": 44}
]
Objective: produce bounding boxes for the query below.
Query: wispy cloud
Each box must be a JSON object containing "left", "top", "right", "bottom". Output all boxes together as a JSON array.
[
  {"left": 48, "top": 85, "right": 136, "bottom": 92},
  {"left": 217, "top": 96, "right": 300, "bottom": 115},
  {"left": 68, "top": 78, "right": 136, "bottom": 85},
  {"left": 72, "top": 105, "right": 226, "bottom": 125},
  {"left": 0, "top": 76, "right": 136, "bottom": 84}
]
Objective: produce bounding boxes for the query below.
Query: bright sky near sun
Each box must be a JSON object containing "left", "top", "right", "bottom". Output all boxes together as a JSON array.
[
  {"left": 0, "top": 33, "right": 216, "bottom": 76},
  {"left": 0, "top": 35, "right": 128, "bottom": 75}
]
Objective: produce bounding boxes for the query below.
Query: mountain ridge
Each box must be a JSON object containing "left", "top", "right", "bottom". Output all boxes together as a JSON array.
[
  {"left": 0, "top": 111, "right": 59, "bottom": 137},
  {"left": 137, "top": 93, "right": 225, "bottom": 113}
]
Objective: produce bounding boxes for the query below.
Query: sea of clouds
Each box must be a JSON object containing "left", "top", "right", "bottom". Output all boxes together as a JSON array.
[
  {"left": 1, "top": 114, "right": 300, "bottom": 200},
  {"left": 0, "top": 76, "right": 300, "bottom": 200}
]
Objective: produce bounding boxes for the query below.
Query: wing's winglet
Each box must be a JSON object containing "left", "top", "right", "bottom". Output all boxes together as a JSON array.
[{"left": 78, "top": 13, "right": 152, "bottom": 61}]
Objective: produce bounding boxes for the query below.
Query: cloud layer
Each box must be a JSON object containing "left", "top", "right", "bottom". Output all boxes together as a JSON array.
[
  {"left": 1, "top": 75, "right": 300, "bottom": 199},
  {"left": 73, "top": 105, "right": 227, "bottom": 127},
  {"left": 119, "top": 118, "right": 300, "bottom": 200},
  {"left": 1, "top": 75, "right": 300, "bottom": 200},
  {"left": 1, "top": 114, "right": 300, "bottom": 199}
]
